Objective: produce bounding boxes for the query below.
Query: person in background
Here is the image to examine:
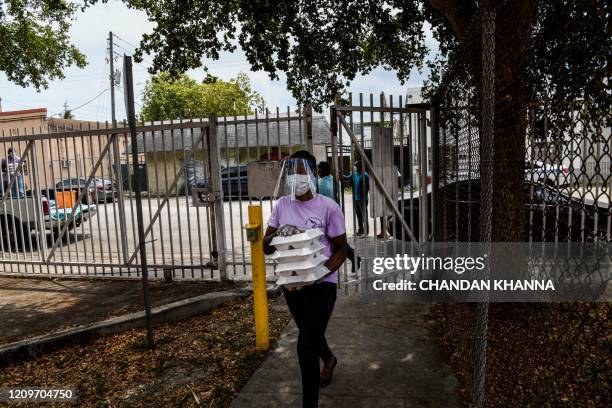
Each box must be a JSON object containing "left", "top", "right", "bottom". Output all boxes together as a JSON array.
[
  {"left": 317, "top": 161, "right": 360, "bottom": 273},
  {"left": 1, "top": 148, "right": 25, "bottom": 198},
  {"left": 316, "top": 161, "right": 334, "bottom": 199},
  {"left": 344, "top": 159, "right": 369, "bottom": 237},
  {"left": 264, "top": 150, "right": 347, "bottom": 408}
]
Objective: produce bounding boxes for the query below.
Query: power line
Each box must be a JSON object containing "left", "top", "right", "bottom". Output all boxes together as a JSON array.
[
  {"left": 111, "top": 33, "right": 155, "bottom": 66},
  {"left": 53, "top": 88, "right": 109, "bottom": 116},
  {"left": 71, "top": 88, "right": 109, "bottom": 112},
  {"left": 112, "top": 33, "right": 139, "bottom": 51}
]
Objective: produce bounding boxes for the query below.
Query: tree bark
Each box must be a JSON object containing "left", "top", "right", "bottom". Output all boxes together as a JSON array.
[
  {"left": 431, "top": 0, "right": 537, "bottom": 242},
  {"left": 489, "top": 0, "right": 536, "bottom": 242}
]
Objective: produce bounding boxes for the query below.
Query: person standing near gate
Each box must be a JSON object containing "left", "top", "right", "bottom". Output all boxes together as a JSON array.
[
  {"left": 344, "top": 159, "right": 369, "bottom": 237},
  {"left": 1, "top": 148, "right": 25, "bottom": 198},
  {"left": 264, "top": 150, "right": 347, "bottom": 408},
  {"left": 317, "top": 161, "right": 360, "bottom": 273}
]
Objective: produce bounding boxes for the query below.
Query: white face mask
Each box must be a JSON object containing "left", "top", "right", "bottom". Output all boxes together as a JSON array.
[{"left": 288, "top": 174, "right": 312, "bottom": 196}]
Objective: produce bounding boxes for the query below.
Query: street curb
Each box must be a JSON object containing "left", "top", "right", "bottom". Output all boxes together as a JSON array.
[{"left": 0, "top": 290, "right": 247, "bottom": 367}]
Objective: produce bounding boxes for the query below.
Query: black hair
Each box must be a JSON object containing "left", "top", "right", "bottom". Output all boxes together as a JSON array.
[
  {"left": 290, "top": 150, "right": 316, "bottom": 168},
  {"left": 355, "top": 159, "right": 364, "bottom": 171},
  {"left": 317, "top": 161, "right": 330, "bottom": 176}
]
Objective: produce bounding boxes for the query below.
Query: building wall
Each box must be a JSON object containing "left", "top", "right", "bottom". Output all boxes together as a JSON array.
[
  {"left": 145, "top": 151, "right": 208, "bottom": 195},
  {"left": 0, "top": 112, "right": 118, "bottom": 190},
  {"left": 0, "top": 109, "right": 47, "bottom": 136},
  {"left": 0, "top": 109, "right": 48, "bottom": 191}
]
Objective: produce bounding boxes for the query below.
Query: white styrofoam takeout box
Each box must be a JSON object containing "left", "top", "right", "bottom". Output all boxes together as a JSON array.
[
  {"left": 270, "top": 229, "right": 324, "bottom": 251},
  {"left": 276, "top": 255, "right": 329, "bottom": 277},
  {"left": 276, "top": 265, "right": 330, "bottom": 289},
  {"left": 270, "top": 240, "right": 325, "bottom": 263},
  {"left": 270, "top": 228, "right": 329, "bottom": 289}
]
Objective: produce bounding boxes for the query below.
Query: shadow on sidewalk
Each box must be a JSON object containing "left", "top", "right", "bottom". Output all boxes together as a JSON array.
[{"left": 232, "top": 290, "right": 460, "bottom": 408}]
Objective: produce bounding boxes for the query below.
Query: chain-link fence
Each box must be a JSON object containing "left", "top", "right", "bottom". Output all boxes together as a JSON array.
[{"left": 432, "top": 0, "right": 611, "bottom": 406}]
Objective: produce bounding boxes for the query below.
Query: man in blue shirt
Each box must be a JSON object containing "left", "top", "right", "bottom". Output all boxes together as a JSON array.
[{"left": 348, "top": 160, "right": 369, "bottom": 237}]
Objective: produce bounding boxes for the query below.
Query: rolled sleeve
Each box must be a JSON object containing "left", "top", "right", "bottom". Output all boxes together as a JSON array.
[{"left": 268, "top": 201, "right": 280, "bottom": 228}]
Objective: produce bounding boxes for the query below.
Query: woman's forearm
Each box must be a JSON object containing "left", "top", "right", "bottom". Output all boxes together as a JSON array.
[
  {"left": 263, "top": 226, "right": 278, "bottom": 255},
  {"left": 324, "top": 237, "right": 348, "bottom": 272}
]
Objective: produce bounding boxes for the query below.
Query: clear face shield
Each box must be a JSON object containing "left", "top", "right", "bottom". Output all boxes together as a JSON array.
[{"left": 273, "top": 158, "right": 318, "bottom": 200}]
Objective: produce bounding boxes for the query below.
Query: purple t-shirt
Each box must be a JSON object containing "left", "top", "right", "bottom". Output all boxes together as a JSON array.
[{"left": 268, "top": 194, "right": 346, "bottom": 284}]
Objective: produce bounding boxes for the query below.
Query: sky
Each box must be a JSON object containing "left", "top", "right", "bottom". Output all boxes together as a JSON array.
[{"left": 0, "top": 1, "right": 436, "bottom": 122}]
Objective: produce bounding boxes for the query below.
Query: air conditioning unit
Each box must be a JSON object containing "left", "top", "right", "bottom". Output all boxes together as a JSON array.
[{"left": 60, "top": 159, "right": 72, "bottom": 168}]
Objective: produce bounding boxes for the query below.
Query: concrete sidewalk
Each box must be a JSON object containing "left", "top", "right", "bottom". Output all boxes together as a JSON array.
[{"left": 232, "top": 291, "right": 460, "bottom": 408}]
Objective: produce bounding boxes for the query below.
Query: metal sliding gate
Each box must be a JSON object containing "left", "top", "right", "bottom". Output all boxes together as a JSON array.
[
  {"left": 328, "top": 94, "right": 432, "bottom": 288},
  {"left": 0, "top": 120, "right": 224, "bottom": 279}
]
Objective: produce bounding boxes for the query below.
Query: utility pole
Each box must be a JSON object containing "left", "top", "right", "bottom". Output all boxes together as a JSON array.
[
  {"left": 109, "top": 31, "right": 129, "bottom": 263},
  {"left": 124, "top": 55, "right": 154, "bottom": 348},
  {"left": 108, "top": 31, "right": 117, "bottom": 128}
]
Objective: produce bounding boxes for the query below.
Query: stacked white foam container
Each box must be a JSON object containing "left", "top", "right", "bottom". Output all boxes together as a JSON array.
[{"left": 270, "top": 229, "right": 329, "bottom": 289}]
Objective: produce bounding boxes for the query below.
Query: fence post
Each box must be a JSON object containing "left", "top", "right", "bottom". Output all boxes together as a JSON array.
[
  {"left": 206, "top": 114, "right": 228, "bottom": 281},
  {"left": 430, "top": 98, "right": 440, "bottom": 242},
  {"left": 304, "top": 104, "right": 313, "bottom": 153},
  {"left": 473, "top": 3, "right": 495, "bottom": 407},
  {"left": 419, "top": 112, "right": 429, "bottom": 242},
  {"left": 113, "top": 135, "right": 129, "bottom": 264},
  {"left": 123, "top": 55, "right": 154, "bottom": 348},
  {"left": 329, "top": 106, "right": 341, "bottom": 204}
]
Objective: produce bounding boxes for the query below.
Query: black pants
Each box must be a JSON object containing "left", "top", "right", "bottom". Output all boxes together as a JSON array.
[
  {"left": 283, "top": 282, "right": 337, "bottom": 408},
  {"left": 354, "top": 200, "right": 368, "bottom": 234}
]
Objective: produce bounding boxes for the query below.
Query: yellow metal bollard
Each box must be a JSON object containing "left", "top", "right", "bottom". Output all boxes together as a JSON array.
[{"left": 245, "top": 205, "right": 270, "bottom": 351}]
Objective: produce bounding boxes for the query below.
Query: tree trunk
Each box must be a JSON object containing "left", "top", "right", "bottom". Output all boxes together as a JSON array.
[{"left": 488, "top": 0, "right": 536, "bottom": 242}]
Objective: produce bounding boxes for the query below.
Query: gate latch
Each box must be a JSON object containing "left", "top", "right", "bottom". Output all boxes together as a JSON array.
[
  {"left": 245, "top": 223, "right": 260, "bottom": 242},
  {"left": 192, "top": 187, "right": 220, "bottom": 207}
]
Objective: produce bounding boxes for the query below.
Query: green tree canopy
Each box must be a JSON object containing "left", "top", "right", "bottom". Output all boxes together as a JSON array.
[
  {"left": 139, "top": 72, "right": 265, "bottom": 122},
  {"left": 0, "top": 0, "right": 86, "bottom": 89}
]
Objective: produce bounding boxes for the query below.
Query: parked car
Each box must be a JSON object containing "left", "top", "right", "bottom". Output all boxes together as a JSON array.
[
  {"left": 0, "top": 175, "right": 97, "bottom": 249},
  {"left": 190, "top": 165, "right": 249, "bottom": 201},
  {"left": 388, "top": 179, "right": 609, "bottom": 242},
  {"left": 524, "top": 160, "right": 572, "bottom": 187},
  {"left": 45, "top": 197, "right": 97, "bottom": 240},
  {"left": 93, "top": 177, "right": 118, "bottom": 202},
  {"left": 55, "top": 177, "right": 115, "bottom": 203}
]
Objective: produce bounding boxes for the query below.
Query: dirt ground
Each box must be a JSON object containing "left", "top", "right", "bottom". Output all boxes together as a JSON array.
[
  {"left": 0, "top": 276, "right": 237, "bottom": 345},
  {"left": 0, "top": 296, "right": 291, "bottom": 407}
]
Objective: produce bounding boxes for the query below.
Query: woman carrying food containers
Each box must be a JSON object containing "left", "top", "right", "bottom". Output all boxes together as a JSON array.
[{"left": 263, "top": 150, "right": 348, "bottom": 408}]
